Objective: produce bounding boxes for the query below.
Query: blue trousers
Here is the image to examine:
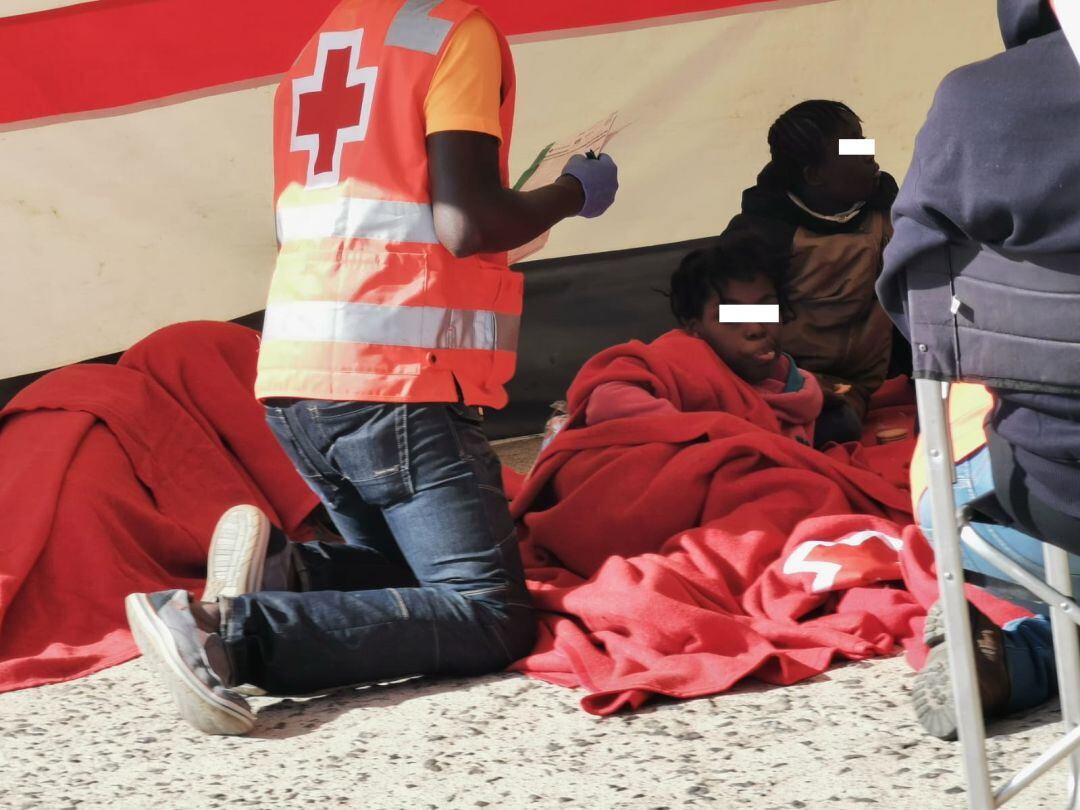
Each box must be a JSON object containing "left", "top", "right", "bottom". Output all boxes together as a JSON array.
[
  {"left": 220, "top": 399, "right": 536, "bottom": 695},
  {"left": 917, "top": 446, "right": 1060, "bottom": 711}
]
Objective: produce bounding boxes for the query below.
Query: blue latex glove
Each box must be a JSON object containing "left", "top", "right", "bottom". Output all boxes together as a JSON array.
[{"left": 560, "top": 152, "right": 619, "bottom": 218}]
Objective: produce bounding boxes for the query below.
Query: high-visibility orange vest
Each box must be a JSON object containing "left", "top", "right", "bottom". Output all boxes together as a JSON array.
[{"left": 255, "top": 0, "right": 521, "bottom": 408}]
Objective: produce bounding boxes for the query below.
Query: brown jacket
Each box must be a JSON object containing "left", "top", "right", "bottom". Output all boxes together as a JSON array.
[{"left": 725, "top": 170, "right": 898, "bottom": 420}]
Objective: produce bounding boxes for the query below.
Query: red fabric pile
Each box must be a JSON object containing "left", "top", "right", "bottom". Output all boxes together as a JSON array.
[
  {"left": 3, "top": 321, "right": 1025, "bottom": 709},
  {"left": 508, "top": 331, "right": 1026, "bottom": 714},
  {"left": 0, "top": 322, "right": 317, "bottom": 693}
]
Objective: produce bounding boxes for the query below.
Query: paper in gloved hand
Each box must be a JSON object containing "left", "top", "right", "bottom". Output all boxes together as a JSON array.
[{"left": 508, "top": 113, "right": 622, "bottom": 263}]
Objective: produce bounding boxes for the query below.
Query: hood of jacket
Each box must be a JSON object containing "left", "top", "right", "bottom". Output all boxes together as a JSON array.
[{"left": 999, "top": 0, "right": 1059, "bottom": 48}]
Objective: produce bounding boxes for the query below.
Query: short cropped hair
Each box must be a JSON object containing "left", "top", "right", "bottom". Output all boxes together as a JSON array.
[
  {"left": 766, "top": 99, "right": 859, "bottom": 190},
  {"left": 668, "top": 232, "right": 784, "bottom": 326}
]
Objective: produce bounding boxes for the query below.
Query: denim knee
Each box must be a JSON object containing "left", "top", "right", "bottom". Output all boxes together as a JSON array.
[
  {"left": 470, "top": 595, "right": 537, "bottom": 670},
  {"left": 499, "top": 602, "right": 539, "bottom": 663}
]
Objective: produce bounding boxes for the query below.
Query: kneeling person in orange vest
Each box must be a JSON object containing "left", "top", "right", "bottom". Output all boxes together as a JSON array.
[{"left": 123, "top": 0, "right": 619, "bottom": 735}]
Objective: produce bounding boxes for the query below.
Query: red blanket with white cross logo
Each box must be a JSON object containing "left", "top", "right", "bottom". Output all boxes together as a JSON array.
[{"left": 507, "top": 331, "right": 1028, "bottom": 715}]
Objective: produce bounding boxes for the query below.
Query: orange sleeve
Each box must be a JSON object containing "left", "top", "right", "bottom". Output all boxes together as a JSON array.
[{"left": 424, "top": 12, "right": 503, "bottom": 141}]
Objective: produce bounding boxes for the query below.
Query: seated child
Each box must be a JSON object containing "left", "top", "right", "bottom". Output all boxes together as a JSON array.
[
  {"left": 724, "top": 99, "right": 907, "bottom": 445},
  {"left": 585, "top": 233, "right": 826, "bottom": 447}
]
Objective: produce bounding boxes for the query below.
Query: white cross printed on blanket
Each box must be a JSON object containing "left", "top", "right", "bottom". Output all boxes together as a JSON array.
[{"left": 783, "top": 530, "right": 905, "bottom": 593}]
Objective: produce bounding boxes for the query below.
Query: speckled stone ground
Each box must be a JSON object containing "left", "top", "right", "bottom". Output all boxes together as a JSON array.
[
  {"left": 1, "top": 658, "right": 1071, "bottom": 808},
  {"left": 1, "top": 437, "right": 1073, "bottom": 808},
  {"left": 491, "top": 434, "right": 546, "bottom": 476}
]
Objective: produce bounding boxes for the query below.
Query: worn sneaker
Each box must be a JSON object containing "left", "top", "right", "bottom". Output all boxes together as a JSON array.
[
  {"left": 912, "top": 600, "right": 1011, "bottom": 740},
  {"left": 125, "top": 589, "right": 255, "bottom": 735},
  {"left": 202, "top": 505, "right": 270, "bottom": 602}
]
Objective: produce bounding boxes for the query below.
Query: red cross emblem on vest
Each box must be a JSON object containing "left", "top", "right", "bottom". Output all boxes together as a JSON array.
[{"left": 291, "top": 29, "right": 378, "bottom": 189}]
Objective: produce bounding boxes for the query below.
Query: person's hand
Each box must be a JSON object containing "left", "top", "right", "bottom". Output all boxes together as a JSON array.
[
  {"left": 821, "top": 381, "right": 852, "bottom": 406},
  {"left": 560, "top": 152, "right": 619, "bottom": 218}
]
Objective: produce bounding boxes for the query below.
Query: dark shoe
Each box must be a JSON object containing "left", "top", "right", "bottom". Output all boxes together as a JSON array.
[
  {"left": 125, "top": 590, "right": 255, "bottom": 735},
  {"left": 912, "top": 600, "right": 1011, "bottom": 740}
]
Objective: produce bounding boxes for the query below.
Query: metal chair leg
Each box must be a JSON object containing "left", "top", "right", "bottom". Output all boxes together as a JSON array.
[
  {"left": 959, "top": 528, "right": 1080, "bottom": 631},
  {"left": 1045, "top": 544, "right": 1080, "bottom": 809},
  {"left": 917, "top": 379, "right": 995, "bottom": 808},
  {"left": 989, "top": 543, "right": 1080, "bottom": 805}
]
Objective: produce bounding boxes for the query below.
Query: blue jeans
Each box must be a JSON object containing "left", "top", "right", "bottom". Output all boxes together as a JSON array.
[
  {"left": 220, "top": 399, "right": 536, "bottom": 695},
  {"left": 917, "top": 446, "right": 1060, "bottom": 711}
]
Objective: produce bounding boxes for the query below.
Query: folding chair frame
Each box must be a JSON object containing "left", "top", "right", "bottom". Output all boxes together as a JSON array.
[{"left": 917, "top": 378, "right": 1080, "bottom": 808}]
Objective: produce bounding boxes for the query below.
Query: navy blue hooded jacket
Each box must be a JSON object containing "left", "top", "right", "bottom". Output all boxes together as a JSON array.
[{"left": 877, "top": 0, "right": 1080, "bottom": 518}]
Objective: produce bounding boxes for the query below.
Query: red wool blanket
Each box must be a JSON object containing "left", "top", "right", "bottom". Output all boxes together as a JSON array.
[
  {"left": 507, "top": 331, "right": 1027, "bottom": 715},
  {"left": 0, "top": 323, "right": 317, "bottom": 693},
  {"left": 3, "top": 323, "right": 1026, "bottom": 706}
]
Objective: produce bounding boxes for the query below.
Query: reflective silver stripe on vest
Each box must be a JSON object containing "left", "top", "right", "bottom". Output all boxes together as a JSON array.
[
  {"left": 385, "top": 0, "right": 454, "bottom": 55},
  {"left": 276, "top": 198, "right": 439, "bottom": 245},
  {"left": 263, "top": 300, "right": 520, "bottom": 353}
]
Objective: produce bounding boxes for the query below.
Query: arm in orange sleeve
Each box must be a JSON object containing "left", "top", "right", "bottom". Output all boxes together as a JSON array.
[
  {"left": 424, "top": 13, "right": 503, "bottom": 141},
  {"left": 425, "top": 14, "right": 587, "bottom": 256}
]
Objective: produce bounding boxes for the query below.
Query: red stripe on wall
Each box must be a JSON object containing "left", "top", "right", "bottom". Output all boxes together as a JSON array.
[
  {"left": 0, "top": 0, "right": 338, "bottom": 125},
  {"left": 1, "top": 0, "right": 770, "bottom": 126}
]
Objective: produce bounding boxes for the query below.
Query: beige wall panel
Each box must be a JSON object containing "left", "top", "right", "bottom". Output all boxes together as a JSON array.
[
  {"left": 3, "top": 1, "right": 91, "bottom": 17},
  {"left": 1, "top": 0, "right": 1006, "bottom": 376},
  {"left": 1, "top": 86, "right": 278, "bottom": 376},
  {"left": 510, "top": 0, "right": 1004, "bottom": 260}
]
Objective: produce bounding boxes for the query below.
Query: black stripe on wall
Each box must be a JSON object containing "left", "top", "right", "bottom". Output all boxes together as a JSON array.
[{"left": 0, "top": 238, "right": 715, "bottom": 439}]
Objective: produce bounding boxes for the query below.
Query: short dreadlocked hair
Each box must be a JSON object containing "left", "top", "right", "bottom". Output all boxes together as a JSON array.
[
  {"left": 668, "top": 231, "right": 785, "bottom": 327},
  {"left": 766, "top": 100, "right": 860, "bottom": 190}
]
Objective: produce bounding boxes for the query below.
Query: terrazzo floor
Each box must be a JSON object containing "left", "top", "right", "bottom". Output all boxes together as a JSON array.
[
  {"left": 1, "top": 437, "right": 1073, "bottom": 809},
  {"left": 1, "top": 657, "right": 1071, "bottom": 808}
]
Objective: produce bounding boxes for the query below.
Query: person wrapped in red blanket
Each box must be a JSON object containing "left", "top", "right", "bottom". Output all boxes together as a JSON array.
[
  {"left": 506, "top": 234, "right": 945, "bottom": 714},
  {"left": 0, "top": 322, "right": 319, "bottom": 694},
  {"left": 586, "top": 236, "right": 824, "bottom": 447}
]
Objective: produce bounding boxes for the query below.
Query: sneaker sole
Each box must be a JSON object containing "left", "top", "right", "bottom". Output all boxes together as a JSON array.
[
  {"left": 202, "top": 505, "right": 270, "bottom": 602},
  {"left": 125, "top": 593, "right": 255, "bottom": 736},
  {"left": 913, "top": 603, "right": 958, "bottom": 740},
  {"left": 923, "top": 601, "right": 946, "bottom": 647},
  {"left": 913, "top": 601, "right": 1012, "bottom": 741},
  {"left": 912, "top": 644, "right": 958, "bottom": 740}
]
